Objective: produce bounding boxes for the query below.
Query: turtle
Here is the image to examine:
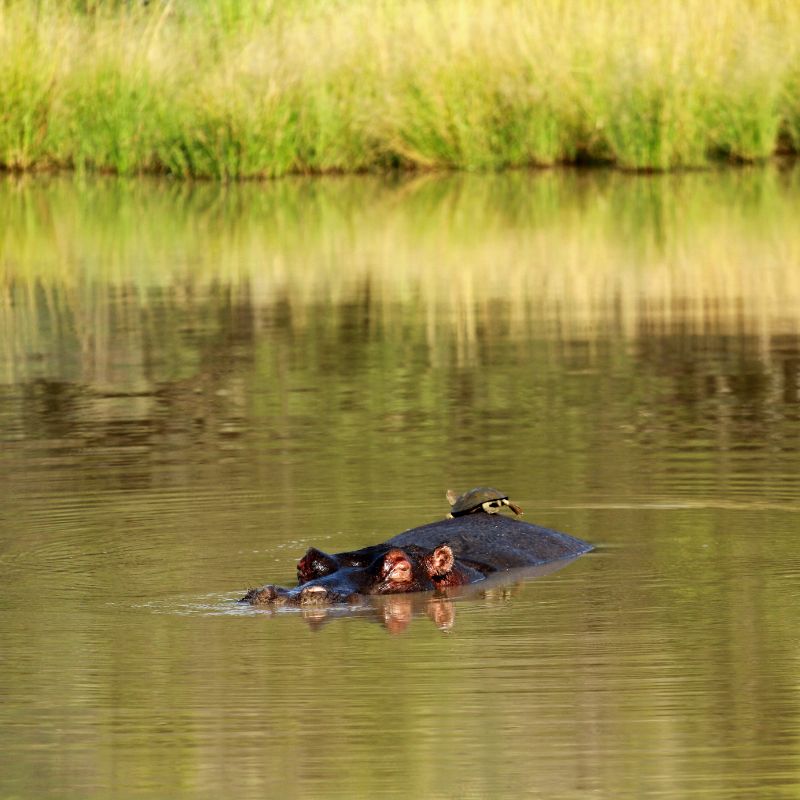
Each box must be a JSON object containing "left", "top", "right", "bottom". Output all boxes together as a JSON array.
[{"left": 445, "top": 487, "right": 523, "bottom": 518}]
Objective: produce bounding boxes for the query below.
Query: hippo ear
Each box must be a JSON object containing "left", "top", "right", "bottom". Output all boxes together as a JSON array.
[
  {"left": 429, "top": 544, "right": 455, "bottom": 577},
  {"left": 382, "top": 549, "right": 413, "bottom": 584},
  {"left": 446, "top": 489, "right": 459, "bottom": 507}
]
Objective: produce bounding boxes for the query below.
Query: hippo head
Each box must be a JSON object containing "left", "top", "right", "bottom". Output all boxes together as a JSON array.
[{"left": 244, "top": 545, "right": 460, "bottom": 606}]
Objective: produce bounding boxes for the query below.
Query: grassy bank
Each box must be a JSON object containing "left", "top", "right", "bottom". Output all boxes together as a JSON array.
[{"left": 1, "top": 0, "right": 800, "bottom": 178}]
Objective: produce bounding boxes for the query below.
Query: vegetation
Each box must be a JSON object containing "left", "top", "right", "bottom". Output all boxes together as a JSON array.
[{"left": 0, "top": 0, "right": 799, "bottom": 177}]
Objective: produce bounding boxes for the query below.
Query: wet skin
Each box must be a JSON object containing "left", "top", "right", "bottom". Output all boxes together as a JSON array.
[
  {"left": 297, "top": 513, "right": 593, "bottom": 584},
  {"left": 242, "top": 544, "right": 483, "bottom": 607}
]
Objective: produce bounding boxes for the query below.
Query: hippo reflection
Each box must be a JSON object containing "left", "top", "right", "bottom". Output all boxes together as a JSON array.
[
  {"left": 242, "top": 511, "right": 592, "bottom": 607},
  {"left": 244, "top": 559, "right": 588, "bottom": 634}
]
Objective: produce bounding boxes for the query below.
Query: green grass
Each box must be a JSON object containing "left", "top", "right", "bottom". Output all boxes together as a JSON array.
[{"left": 1, "top": 0, "right": 800, "bottom": 178}]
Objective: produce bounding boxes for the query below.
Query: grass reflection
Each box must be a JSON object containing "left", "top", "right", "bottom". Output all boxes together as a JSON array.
[{"left": 2, "top": 167, "right": 800, "bottom": 382}]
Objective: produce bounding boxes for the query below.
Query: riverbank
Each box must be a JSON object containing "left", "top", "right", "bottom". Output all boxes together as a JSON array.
[{"left": 2, "top": 0, "right": 800, "bottom": 179}]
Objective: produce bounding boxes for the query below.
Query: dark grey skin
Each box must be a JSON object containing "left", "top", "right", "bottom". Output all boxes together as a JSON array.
[{"left": 297, "top": 514, "right": 593, "bottom": 584}]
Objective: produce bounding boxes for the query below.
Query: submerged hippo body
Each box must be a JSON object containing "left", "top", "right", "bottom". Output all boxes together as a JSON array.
[{"left": 296, "top": 514, "right": 592, "bottom": 585}]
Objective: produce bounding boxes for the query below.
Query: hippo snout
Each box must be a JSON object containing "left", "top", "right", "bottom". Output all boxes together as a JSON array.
[
  {"left": 242, "top": 583, "right": 322, "bottom": 606},
  {"left": 241, "top": 582, "right": 358, "bottom": 607},
  {"left": 241, "top": 585, "right": 287, "bottom": 605}
]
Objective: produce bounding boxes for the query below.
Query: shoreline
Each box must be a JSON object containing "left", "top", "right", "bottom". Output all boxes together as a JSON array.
[{"left": 2, "top": 153, "right": 798, "bottom": 182}]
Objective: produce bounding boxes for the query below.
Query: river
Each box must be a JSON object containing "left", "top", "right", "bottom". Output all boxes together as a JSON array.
[{"left": 1, "top": 168, "right": 799, "bottom": 798}]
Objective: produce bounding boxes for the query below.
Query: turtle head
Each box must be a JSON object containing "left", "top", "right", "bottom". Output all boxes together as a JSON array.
[
  {"left": 505, "top": 499, "right": 524, "bottom": 515},
  {"left": 481, "top": 497, "right": 523, "bottom": 515}
]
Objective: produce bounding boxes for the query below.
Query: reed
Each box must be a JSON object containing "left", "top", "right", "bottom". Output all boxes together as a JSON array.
[{"left": 1, "top": 0, "right": 799, "bottom": 177}]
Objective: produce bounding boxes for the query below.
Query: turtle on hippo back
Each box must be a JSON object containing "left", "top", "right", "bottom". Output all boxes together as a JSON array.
[
  {"left": 446, "top": 486, "right": 524, "bottom": 518},
  {"left": 296, "top": 487, "right": 530, "bottom": 585}
]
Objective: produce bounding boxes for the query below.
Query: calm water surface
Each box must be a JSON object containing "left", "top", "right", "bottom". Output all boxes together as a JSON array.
[{"left": 1, "top": 170, "right": 800, "bottom": 799}]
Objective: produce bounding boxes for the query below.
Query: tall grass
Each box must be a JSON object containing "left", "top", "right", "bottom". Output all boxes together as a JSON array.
[{"left": 1, "top": 0, "right": 799, "bottom": 177}]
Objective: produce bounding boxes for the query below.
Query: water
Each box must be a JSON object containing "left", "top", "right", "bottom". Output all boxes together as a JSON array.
[{"left": 1, "top": 169, "right": 799, "bottom": 799}]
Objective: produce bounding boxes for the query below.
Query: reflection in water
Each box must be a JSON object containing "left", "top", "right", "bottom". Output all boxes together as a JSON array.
[
  {"left": 1, "top": 170, "right": 800, "bottom": 799},
  {"left": 2, "top": 167, "right": 800, "bottom": 385},
  {"left": 241, "top": 591, "right": 459, "bottom": 634}
]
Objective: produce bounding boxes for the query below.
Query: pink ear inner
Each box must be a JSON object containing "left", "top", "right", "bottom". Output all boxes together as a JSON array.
[{"left": 430, "top": 544, "right": 455, "bottom": 576}]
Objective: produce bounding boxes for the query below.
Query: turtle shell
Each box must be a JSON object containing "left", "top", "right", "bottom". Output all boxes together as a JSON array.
[{"left": 447, "top": 487, "right": 510, "bottom": 516}]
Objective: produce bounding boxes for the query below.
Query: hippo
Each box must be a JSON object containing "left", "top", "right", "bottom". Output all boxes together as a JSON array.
[{"left": 242, "top": 513, "right": 592, "bottom": 606}]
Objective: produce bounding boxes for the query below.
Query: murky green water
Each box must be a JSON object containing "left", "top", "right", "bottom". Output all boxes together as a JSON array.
[{"left": 1, "top": 169, "right": 800, "bottom": 799}]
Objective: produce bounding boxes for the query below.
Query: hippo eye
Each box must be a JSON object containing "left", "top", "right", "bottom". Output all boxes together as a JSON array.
[{"left": 388, "top": 558, "right": 412, "bottom": 583}]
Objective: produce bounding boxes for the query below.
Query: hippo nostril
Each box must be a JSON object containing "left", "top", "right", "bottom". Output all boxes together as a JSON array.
[
  {"left": 244, "top": 585, "right": 281, "bottom": 605},
  {"left": 299, "top": 585, "right": 330, "bottom": 605}
]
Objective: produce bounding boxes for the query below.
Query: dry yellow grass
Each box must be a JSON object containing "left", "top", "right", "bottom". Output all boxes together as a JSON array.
[{"left": 1, "top": 0, "right": 799, "bottom": 176}]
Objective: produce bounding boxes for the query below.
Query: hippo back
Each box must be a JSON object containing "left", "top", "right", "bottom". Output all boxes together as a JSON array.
[{"left": 387, "top": 513, "right": 592, "bottom": 572}]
